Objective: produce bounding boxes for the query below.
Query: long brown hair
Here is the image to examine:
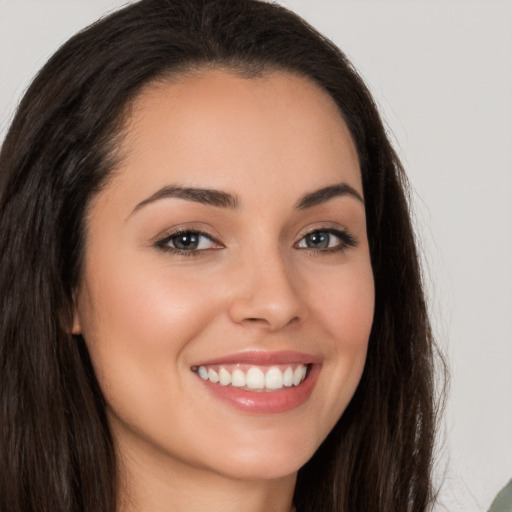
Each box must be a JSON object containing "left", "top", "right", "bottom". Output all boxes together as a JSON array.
[{"left": 0, "top": 1, "right": 443, "bottom": 510}]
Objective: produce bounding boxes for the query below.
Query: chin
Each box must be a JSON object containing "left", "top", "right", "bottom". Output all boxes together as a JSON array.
[
  {"left": 209, "top": 449, "right": 311, "bottom": 482},
  {"left": 193, "top": 427, "right": 321, "bottom": 482}
]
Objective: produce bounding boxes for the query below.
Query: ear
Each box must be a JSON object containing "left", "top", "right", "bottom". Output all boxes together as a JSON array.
[
  {"left": 71, "top": 292, "right": 82, "bottom": 335},
  {"left": 72, "top": 312, "right": 82, "bottom": 335}
]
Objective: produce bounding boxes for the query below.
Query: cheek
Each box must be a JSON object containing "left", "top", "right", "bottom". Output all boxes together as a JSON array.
[
  {"left": 81, "top": 254, "right": 220, "bottom": 341},
  {"left": 76, "top": 257, "right": 224, "bottom": 401},
  {"left": 307, "top": 258, "right": 375, "bottom": 348},
  {"left": 302, "top": 257, "right": 374, "bottom": 426}
]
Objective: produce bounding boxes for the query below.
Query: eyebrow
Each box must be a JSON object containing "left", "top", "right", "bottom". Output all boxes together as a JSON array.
[
  {"left": 295, "top": 182, "right": 364, "bottom": 209},
  {"left": 130, "top": 185, "right": 239, "bottom": 216},
  {"left": 129, "top": 180, "right": 363, "bottom": 217}
]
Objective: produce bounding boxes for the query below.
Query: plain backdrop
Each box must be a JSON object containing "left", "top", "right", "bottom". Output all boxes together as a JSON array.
[{"left": 1, "top": 1, "right": 511, "bottom": 511}]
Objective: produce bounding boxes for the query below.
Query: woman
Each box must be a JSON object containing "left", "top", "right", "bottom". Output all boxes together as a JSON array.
[{"left": 0, "top": 0, "right": 442, "bottom": 511}]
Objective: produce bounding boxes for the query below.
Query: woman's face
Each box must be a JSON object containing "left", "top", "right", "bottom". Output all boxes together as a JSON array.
[{"left": 73, "top": 69, "right": 374, "bottom": 482}]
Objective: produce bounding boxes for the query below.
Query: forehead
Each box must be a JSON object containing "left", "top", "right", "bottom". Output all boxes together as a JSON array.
[{"left": 105, "top": 68, "right": 361, "bottom": 209}]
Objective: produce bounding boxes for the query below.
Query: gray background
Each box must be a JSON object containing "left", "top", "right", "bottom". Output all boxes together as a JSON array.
[{"left": 1, "top": 1, "right": 511, "bottom": 510}]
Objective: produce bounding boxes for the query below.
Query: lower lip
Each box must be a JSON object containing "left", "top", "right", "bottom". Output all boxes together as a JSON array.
[{"left": 196, "top": 365, "right": 321, "bottom": 414}]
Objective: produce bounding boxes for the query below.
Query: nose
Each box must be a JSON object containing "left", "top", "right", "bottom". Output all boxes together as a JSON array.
[{"left": 227, "top": 248, "right": 306, "bottom": 331}]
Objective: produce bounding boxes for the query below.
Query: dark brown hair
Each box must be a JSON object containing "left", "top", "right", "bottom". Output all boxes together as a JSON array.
[{"left": 0, "top": 1, "right": 443, "bottom": 511}]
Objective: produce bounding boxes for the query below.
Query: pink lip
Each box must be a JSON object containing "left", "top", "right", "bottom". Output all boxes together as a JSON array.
[
  {"left": 192, "top": 351, "right": 322, "bottom": 414},
  {"left": 192, "top": 350, "right": 320, "bottom": 367}
]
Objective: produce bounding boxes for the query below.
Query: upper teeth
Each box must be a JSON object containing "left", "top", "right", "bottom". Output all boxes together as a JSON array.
[{"left": 195, "top": 364, "right": 308, "bottom": 391}]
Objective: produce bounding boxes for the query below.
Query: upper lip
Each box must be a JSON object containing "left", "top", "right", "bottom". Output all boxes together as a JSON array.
[{"left": 192, "top": 350, "right": 320, "bottom": 367}]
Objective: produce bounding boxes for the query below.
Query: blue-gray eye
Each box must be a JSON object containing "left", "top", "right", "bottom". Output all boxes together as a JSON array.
[
  {"left": 303, "top": 232, "right": 330, "bottom": 249},
  {"left": 296, "top": 229, "right": 356, "bottom": 251}
]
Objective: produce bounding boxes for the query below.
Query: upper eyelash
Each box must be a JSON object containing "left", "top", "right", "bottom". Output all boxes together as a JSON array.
[
  {"left": 154, "top": 229, "right": 220, "bottom": 256},
  {"left": 154, "top": 226, "right": 358, "bottom": 256},
  {"left": 297, "top": 227, "right": 358, "bottom": 253}
]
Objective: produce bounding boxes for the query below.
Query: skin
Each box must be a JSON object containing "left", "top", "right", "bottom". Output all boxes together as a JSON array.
[{"left": 73, "top": 69, "right": 375, "bottom": 512}]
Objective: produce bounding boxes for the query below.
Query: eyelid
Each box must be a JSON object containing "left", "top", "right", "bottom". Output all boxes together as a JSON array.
[
  {"left": 151, "top": 221, "right": 221, "bottom": 245},
  {"left": 154, "top": 227, "right": 224, "bottom": 255},
  {"left": 294, "top": 225, "right": 358, "bottom": 252}
]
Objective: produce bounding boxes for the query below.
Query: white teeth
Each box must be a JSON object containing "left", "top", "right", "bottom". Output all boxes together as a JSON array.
[
  {"left": 207, "top": 368, "right": 219, "bottom": 383},
  {"left": 196, "top": 364, "right": 308, "bottom": 391},
  {"left": 219, "top": 367, "right": 231, "bottom": 386},
  {"left": 292, "top": 366, "right": 303, "bottom": 386},
  {"left": 265, "top": 366, "right": 283, "bottom": 390},
  {"left": 231, "top": 368, "right": 246, "bottom": 387},
  {"left": 283, "top": 367, "right": 294, "bottom": 387},
  {"left": 246, "top": 367, "right": 265, "bottom": 390}
]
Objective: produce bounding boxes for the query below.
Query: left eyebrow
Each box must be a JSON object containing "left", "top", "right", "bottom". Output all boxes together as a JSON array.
[{"left": 295, "top": 182, "right": 364, "bottom": 209}]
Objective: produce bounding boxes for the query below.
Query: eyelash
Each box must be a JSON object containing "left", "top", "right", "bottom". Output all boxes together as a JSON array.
[
  {"left": 295, "top": 227, "right": 358, "bottom": 254},
  {"left": 155, "top": 228, "right": 222, "bottom": 257},
  {"left": 154, "top": 226, "right": 358, "bottom": 257}
]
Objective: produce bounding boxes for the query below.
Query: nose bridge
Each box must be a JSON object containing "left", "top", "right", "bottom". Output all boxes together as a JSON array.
[{"left": 228, "top": 240, "right": 304, "bottom": 330}]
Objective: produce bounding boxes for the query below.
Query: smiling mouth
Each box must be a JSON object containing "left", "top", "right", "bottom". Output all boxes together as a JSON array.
[
  {"left": 191, "top": 352, "right": 320, "bottom": 413},
  {"left": 192, "top": 363, "right": 309, "bottom": 391}
]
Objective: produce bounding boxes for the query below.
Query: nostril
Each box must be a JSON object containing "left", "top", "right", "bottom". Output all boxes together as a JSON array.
[
  {"left": 241, "top": 315, "right": 301, "bottom": 329},
  {"left": 241, "top": 317, "right": 271, "bottom": 327}
]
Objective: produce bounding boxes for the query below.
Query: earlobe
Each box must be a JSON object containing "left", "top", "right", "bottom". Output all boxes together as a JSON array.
[
  {"left": 71, "top": 294, "right": 82, "bottom": 335},
  {"left": 72, "top": 311, "right": 82, "bottom": 335}
]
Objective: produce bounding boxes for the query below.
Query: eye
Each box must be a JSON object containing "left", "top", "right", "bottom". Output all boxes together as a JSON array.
[
  {"left": 295, "top": 228, "right": 357, "bottom": 252},
  {"left": 156, "top": 230, "right": 221, "bottom": 254}
]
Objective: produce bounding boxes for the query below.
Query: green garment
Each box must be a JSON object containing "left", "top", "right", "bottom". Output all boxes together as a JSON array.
[{"left": 489, "top": 480, "right": 512, "bottom": 512}]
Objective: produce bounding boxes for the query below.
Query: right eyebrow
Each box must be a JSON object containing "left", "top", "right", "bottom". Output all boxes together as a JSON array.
[
  {"left": 128, "top": 185, "right": 239, "bottom": 218},
  {"left": 296, "top": 182, "right": 364, "bottom": 209}
]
